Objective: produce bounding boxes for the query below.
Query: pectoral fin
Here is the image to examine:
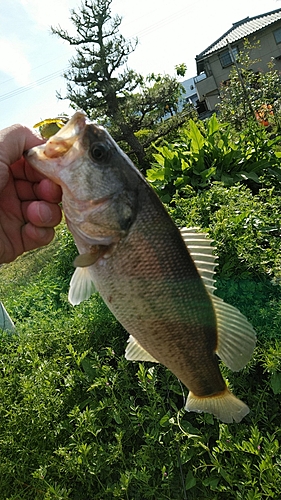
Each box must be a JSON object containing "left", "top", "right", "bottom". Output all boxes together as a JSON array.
[{"left": 68, "top": 267, "right": 96, "bottom": 306}]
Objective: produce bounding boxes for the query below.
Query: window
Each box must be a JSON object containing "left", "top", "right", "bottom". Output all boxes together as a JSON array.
[
  {"left": 219, "top": 46, "right": 239, "bottom": 68},
  {"left": 274, "top": 27, "right": 281, "bottom": 44}
]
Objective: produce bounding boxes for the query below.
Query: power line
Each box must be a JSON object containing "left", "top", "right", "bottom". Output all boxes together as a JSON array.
[
  {"left": 0, "top": 69, "right": 69, "bottom": 102},
  {"left": 132, "top": 6, "right": 192, "bottom": 38},
  {"left": 0, "top": 4, "right": 194, "bottom": 103},
  {"left": 0, "top": 55, "right": 71, "bottom": 87}
]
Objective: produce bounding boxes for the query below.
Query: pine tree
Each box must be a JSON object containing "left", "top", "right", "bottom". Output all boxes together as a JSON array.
[{"left": 52, "top": 0, "right": 192, "bottom": 169}]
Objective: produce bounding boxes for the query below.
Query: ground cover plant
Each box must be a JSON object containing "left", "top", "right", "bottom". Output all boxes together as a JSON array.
[{"left": 0, "top": 175, "right": 281, "bottom": 499}]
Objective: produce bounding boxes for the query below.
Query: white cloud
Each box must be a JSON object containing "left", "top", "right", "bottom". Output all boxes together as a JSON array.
[{"left": 0, "top": 38, "right": 32, "bottom": 85}]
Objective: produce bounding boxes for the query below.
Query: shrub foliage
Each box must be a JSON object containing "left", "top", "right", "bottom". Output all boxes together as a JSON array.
[
  {"left": 147, "top": 114, "right": 281, "bottom": 201},
  {"left": 0, "top": 179, "right": 281, "bottom": 498}
]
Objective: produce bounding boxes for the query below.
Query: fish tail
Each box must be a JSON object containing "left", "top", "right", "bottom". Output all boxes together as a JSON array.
[{"left": 185, "top": 388, "right": 249, "bottom": 423}]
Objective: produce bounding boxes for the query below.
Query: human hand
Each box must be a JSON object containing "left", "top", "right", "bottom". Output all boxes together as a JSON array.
[{"left": 0, "top": 124, "right": 62, "bottom": 264}]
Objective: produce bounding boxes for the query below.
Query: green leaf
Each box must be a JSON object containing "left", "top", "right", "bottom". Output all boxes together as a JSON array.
[
  {"left": 113, "top": 411, "right": 122, "bottom": 424},
  {"left": 203, "top": 476, "right": 220, "bottom": 489},
  {"left": 174, "top": 177, "right": 184, "bottom": 186},
  {"left": 187, "top": 120, "right": 205, "bottom": 152},
  {"left": 159, "top": 414, "right": 170, "bottom": 427},
  {"left": 146, "top": 168, "right": 165, "bottom": 181},
  {"left": 207, "top": 113, "right": 220, "bottom": 135},
  {"left": 221, "top": 172, "right": 235, "bottom": 185},
  {"left": 81, "top": 357, "right": 96, "bottom": 381},
  {"left": 270, "top": 372, "right": 281, "bottom": 394},
  {"left": 201, "top": 166, "right": 216, "bottom": 180},
  {"left": 185, "top": 470, "right": 196, "bottom": 490},
  {"left": 181, "top": 158, "right": 190, "bottom": 171},
  {"left": 268, "top": 167, "right": 281, "bottom": 181},
  {"left": 179, "top": 419, "right": 200, "bottom": 437},
  {"left": 152, "top": 153, "right": 165, "bottom": 167},
  {"left": 238, "top": 171, "right": 260, "bottom": 183}
]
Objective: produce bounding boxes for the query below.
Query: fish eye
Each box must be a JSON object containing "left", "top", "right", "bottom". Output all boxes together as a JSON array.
[{"left": 90, "top": 143, "right": 109, "bottom": 162}]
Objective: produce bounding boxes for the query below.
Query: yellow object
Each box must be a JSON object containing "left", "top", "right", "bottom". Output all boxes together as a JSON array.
[{"left": 33, "top": 117, "right": 69, "bottom": 139}]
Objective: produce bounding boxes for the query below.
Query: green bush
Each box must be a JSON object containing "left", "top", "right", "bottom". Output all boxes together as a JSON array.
[
  {"left": 147, "top": 114, "right": 281, "bottom": 201},
  {"left": 0, "top": 183, "right": 280, "bottom": 499}
]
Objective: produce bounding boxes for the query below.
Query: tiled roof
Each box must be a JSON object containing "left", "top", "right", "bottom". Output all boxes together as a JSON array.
[{"left": 196, "top": 8, "right": 281, "bottom": 60}]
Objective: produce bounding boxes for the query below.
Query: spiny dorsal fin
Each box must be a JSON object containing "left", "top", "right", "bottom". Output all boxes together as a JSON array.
[
  {"left": 125, "top": 335, "right": 159, "bottom": 363},
  {"left": 68, "top": 267, "right": 96, "bottom": 306},
  {"left": 180, "top": 227, "right": 217, "bottom": 293}
]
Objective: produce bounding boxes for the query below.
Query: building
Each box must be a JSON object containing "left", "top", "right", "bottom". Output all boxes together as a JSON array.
[
  {"left": 195, "top": 8, "right": 281, "bottom": 113},
  {"left": 181, "top": 77, "right": 198, "bottom": 107}
]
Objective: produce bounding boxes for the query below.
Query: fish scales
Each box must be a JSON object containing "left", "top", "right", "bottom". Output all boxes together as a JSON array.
[
  {"left": 26, "top": 112, "right": 256, "bottom": 423},
  {"left": 92, "top": 186, "right": 225, "bottom": 396}
]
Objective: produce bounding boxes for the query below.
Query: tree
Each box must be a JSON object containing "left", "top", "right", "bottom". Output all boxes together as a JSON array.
[
  {"left": 216, "top": 39, "right": 281, "bottom": 132},
  {"left": 51, "top": 0, "right": 193, "bottom": 169}
]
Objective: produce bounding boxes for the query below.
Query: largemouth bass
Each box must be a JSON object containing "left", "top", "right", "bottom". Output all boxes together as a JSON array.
[{"left": 26, "top": 112, "right": 256, "bottom": 423}]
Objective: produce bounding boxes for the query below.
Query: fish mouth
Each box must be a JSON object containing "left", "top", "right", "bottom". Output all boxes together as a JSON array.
[
  {"left": 26, "top": 111, "right": 87, "bottom": 161},
  {"left": 42, "top": 111, "right": 87, "bottom": 159}
]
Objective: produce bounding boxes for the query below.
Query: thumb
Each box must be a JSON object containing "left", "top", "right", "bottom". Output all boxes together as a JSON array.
[{"left": 0, "top": 164, "right": 9, "bottom": 191}]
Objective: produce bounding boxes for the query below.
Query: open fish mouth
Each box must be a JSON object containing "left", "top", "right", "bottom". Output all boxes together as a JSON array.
[
  {"left": 42, "top": 111, "right": 87, "bottom": 158},
  {"left": 26, "top": 112, "right": 87, "bottom": 161}
]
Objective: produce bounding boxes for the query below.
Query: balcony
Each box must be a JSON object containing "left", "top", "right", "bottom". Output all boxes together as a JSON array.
[{"left": 195, "top": 75, "right": 218, "bottom": 101}]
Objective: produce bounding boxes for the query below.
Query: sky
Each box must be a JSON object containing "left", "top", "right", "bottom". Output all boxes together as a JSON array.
[{"left": 0, "top": 0, "right": 280, "bottom": 130}]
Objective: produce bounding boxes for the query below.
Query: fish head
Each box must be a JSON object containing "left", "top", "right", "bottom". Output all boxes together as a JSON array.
[
  {"left": 25, "top": 112, "right": 140, "bottom": 248},
  {"left": 26, "top": 111, "right": 140, "bottom": 200}
]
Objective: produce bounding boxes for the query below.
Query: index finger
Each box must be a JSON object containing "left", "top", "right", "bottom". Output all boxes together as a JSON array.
[
  {"left": 0, "top": 123, "right": 45, "bottom": 166},
  {"left": 0, "top": 124, "right": 45, "bottom": 187}
]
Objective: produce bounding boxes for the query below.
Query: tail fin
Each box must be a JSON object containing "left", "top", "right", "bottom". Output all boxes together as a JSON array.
[{"left": 185, "top": 388, "right": 249, "bottom": 423}]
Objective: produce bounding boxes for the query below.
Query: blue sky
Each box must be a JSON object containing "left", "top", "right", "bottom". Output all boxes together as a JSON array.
[{"left": 0, "top": 0, "right": 280, "bottom": 130}]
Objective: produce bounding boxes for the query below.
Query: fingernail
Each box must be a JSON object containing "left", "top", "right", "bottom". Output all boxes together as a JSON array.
[{"left": 38, "top": 203, "right": 52, "bottom": 223}]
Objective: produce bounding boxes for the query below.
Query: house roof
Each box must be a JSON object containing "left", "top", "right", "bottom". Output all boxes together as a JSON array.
[{"left": 196, "top": 8, "right": 281, "bottom": 61}]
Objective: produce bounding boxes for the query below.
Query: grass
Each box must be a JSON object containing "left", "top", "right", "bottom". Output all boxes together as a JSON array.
[{"left": 0, "top": 184, "right": 281, "bottom": 499}]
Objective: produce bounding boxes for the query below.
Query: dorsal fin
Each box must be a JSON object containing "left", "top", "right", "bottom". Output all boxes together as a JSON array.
[
  {"left": 180, "top": 227, "right": 256, "bottom": 371},
  {"left": 180, "top": 227, "right": 217, "bottom": 293},
  {"left": 212, "top": 295, "right": 256, "bottom": 371}
]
